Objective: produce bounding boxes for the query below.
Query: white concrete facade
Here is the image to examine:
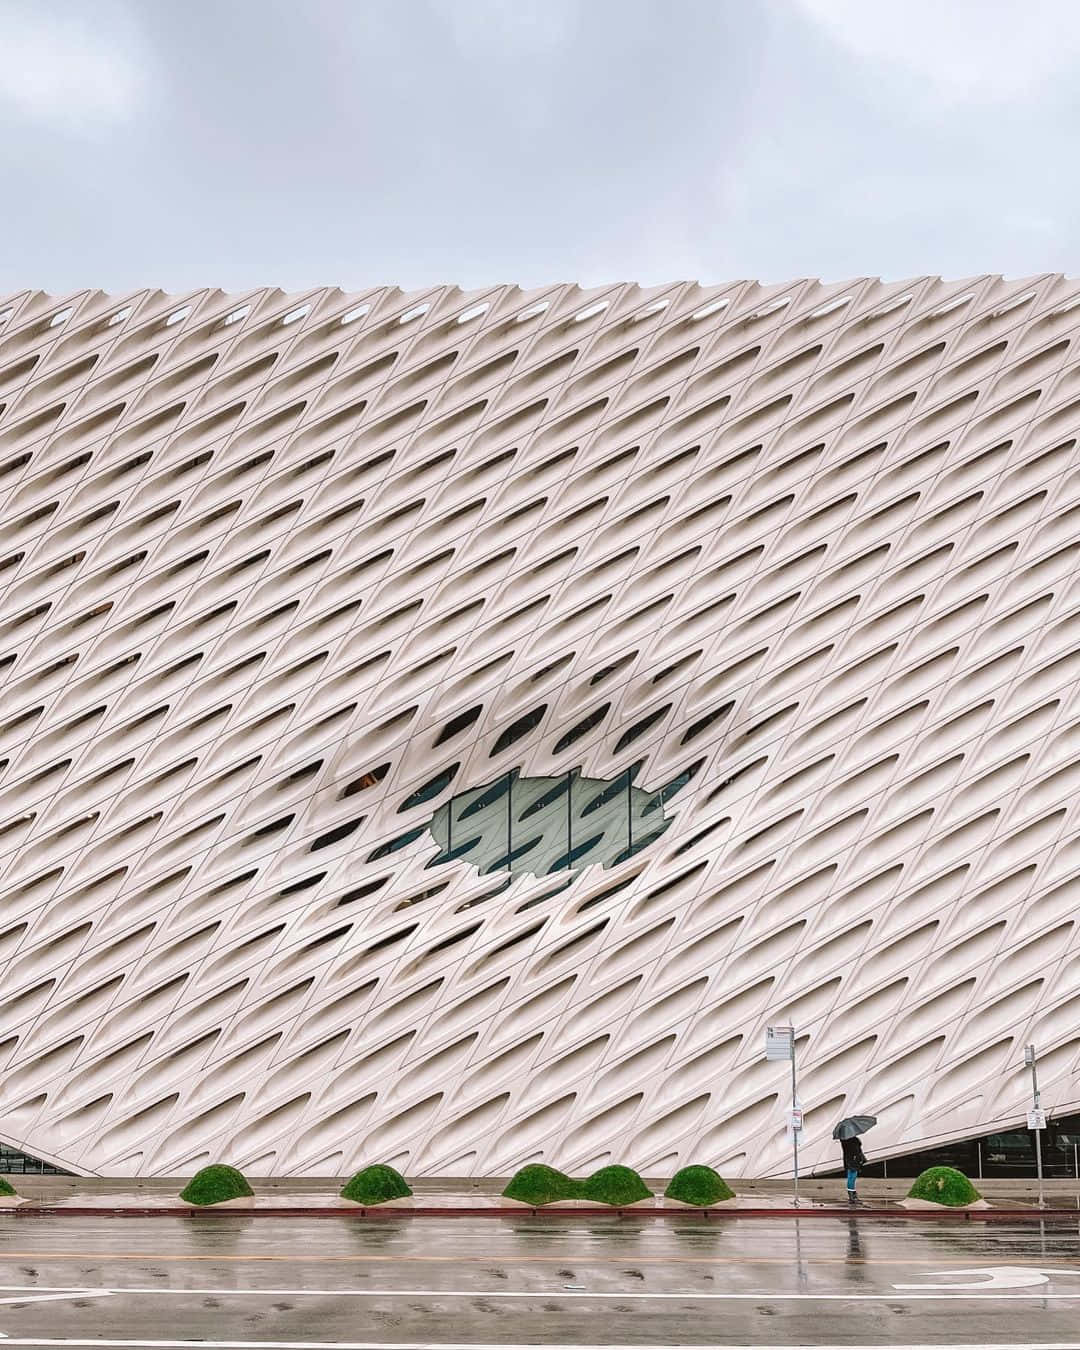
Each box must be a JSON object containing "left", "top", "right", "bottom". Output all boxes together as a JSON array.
[{"left": 1, "top": 277, "right": 1079, "bottom": 1178}]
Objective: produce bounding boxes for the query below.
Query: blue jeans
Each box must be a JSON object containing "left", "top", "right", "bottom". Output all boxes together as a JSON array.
[{"left": 846, "top": 1168, "right": 858, "bottom": 1191}]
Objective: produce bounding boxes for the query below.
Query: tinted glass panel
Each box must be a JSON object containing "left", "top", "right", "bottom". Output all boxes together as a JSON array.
[{"left": 425, "top": 766, "right": 675, "bottom": 881}]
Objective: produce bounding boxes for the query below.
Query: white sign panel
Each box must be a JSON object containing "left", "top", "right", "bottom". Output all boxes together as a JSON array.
[
  {"left": 1028, "top": 1108, "right": 1047, "bottom": 1131},
  {"left": 765, "top": 1025, "right": 794, "bottom": 1061}
]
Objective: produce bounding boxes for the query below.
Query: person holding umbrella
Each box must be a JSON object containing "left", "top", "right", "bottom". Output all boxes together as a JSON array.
[{"left": 833, "top": 1115, "right": 876, "bottom": 1205}]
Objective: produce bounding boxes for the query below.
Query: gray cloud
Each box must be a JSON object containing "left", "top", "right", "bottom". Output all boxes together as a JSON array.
[
  {"left": 0, "top": 0, "right": 149, "bottom": 135},
  {"left": 0, "top": 0, "right": 1077, "bottom": 295}
]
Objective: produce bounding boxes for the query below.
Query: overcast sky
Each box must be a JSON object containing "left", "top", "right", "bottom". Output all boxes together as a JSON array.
[{"left": 2, "top": 0, "right": 1079, "bottom": 296}]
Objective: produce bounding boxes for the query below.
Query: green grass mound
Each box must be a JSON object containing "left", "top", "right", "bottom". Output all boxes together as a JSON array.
[
  {"left": 503, "top": 1164, "right": 577, "bottom": 1206},
  {"left": 664, "top": 1165, "right": 734, "bottom": 1206},
  {"left": 0, "top": 1178, "right": 16, "bottom": 1197},
  {"left": 179, "top": 1164, "right": 254, "bottom": 1206},
  {"left": 340, "top": 1164, "right": 412, "bottom": 1205},
  {"left": 504, "top": 1163, "right": 653, "bottom": 1207},
  {"left": 579, "top": 1165, "right": 652, "bottom": 1206},
  {"left": 907, "top": 1166, "right": 980, "bottom": 1207}
]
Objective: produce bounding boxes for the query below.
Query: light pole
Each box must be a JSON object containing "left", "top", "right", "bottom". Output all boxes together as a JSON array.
[{"left": 1024, "top": 1043, "right": 1045, "bottom": 1209}]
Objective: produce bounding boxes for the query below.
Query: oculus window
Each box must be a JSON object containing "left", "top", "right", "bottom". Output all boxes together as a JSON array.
[{"left": 420, "top": 764, "right": 697, "bottom": 881}]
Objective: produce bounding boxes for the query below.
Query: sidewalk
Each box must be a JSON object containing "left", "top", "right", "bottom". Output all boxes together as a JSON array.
[{"left": 4, "top": 1174, "right": 1080, "bottom": 1218}]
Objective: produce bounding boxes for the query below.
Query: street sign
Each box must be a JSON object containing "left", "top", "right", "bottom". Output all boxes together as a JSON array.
[
  {"left": 790, "top": 1107, "right": 804, "bottom": 1132},
  {"left": 1028, "top": 1108, "right": 1047, "bottom": 1131},
  {"left": 766, "top": 1025, "right": 794, "bottom": 1060}
]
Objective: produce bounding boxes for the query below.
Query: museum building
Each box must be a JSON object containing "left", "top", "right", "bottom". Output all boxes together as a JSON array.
[{"left": 1, "top": 276, "right": 1079, "bottom": 1178}]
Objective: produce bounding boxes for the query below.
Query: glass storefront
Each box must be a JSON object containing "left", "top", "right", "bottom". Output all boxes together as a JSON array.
[
  {"left": 817, "top": 1111, "right": 1080, "bottom": 1179},
  {"left": 0, "top": 1144, "right": 69, "bottom": 1175}
]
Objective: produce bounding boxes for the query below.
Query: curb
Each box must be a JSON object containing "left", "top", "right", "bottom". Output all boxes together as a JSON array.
[{"left": 4, "top": 1203, "right": 1075, "bottom": 1220}]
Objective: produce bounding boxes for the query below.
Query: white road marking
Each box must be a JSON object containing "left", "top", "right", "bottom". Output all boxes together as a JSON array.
[
  {"left": 895, "top": 1266, "right": 1080, "bottom": 1289},
  {"left": 0, "top": 1298, "right": 114, "bottom": 1308},
  {"left": 3, "top": 1284, "right": 1080, "bottom": 1303}
]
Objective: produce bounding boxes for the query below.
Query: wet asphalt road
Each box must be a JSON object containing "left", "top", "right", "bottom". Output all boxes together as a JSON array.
[{"left": 1, "top": 1212, "right": 1080, "bottom": 1347}]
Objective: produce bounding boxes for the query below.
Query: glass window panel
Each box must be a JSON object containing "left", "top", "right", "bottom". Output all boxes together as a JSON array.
[
  {"left": 423, "top": 764, "right": 676, "bottom": 882},
  {"left": 518, "top": 775, "right": 571, "bottom": 821},
  {"left": 549, "top": 830, "right": 606, "bottom": 872},
  {"left": 459, "top": 771, "right": 516, "bottom": 819}
]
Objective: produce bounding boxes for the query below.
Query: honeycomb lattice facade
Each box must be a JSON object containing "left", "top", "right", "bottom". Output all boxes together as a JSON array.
[{"left": 2, "top": 277, "right": 1080, "bottom": 1179}]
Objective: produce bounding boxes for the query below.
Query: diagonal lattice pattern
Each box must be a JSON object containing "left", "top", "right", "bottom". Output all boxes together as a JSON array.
[{"left": 1, "top": 277, "right": 1079, "bottom": 1178}]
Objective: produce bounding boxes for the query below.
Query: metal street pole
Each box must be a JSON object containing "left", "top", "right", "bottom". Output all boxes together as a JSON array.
[
  {"left": 766, "top": 1024, "right": 800, "bottom": 1208},
  {"left": 791, "top": 1033, "right": 800, "bottom": 1209},
  {"left": 1025, "top": 1043, "right": 1044, "bottom": 1209}
]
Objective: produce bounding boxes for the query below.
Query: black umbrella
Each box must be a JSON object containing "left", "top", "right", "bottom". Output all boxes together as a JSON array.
[{"left": 832, "top": 1115, "right": 877, "bottom": 1140}]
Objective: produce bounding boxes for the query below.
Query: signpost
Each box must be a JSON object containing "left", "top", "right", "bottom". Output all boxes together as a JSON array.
[
  {"left": 1024, "top": 1043, "right": 1044, "bottom": 1208},
  {"left": 766, "top": 1024, "right": 799, "bottom": 1207}
]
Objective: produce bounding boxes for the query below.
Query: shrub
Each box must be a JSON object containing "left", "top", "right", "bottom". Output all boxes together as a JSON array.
[
  {"left": 340, "top": 1164, "right": 412, "bottom": 1205},
  {"left": 504, "top": 1162, "right": 654, "bottom": 1207},
  {"left": 180, "top": 1164, "right": 253, "bottom": 1206},
  {"left": 579, "top": 1165, "right": 652, "bottom": 1206},
  {"left": 907, "top": 1166, "right": 980, "bottom": 1207},
  {"left": 664, "top": 1165, "right": 734, "bottom": 1206},
  {"left": 0, "top": 1178, "right": 15, "bottom": 1197},
  {"left": 503, "top": 1164, "right": 577, "bottom": 1206}
]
